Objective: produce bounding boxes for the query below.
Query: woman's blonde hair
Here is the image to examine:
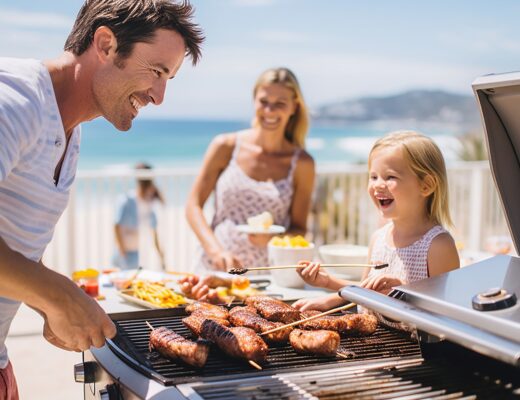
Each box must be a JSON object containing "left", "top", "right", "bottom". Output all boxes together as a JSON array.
[
  {"left": 369, "top": 131, "right": 453, "bottom": 228},
  {"left": 252, "top": 67, "right": 309, "bottom": 148}
]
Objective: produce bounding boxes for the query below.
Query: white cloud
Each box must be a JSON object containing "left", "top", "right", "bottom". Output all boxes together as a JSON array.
[
  {"left": 257, "top": 30, "right": 309, "bottom": 44},
  {"left": 142, "top": 44, "right": 484, "bottom": 119},
  {"left": 0, "top": 8, "right": 73, "bottom": 30}
]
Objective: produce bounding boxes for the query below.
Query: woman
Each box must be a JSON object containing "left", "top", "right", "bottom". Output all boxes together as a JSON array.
[
  {"left": 113, "top": 163, "right": 166, "bottom": 270},
  {"left": 186, "top": 67, "right": 315, "bottom": 274}
]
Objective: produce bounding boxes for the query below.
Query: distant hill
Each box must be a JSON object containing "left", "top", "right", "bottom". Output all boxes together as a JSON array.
[{"left": 312, "top": 90, "right": 481, "bottom": 130}]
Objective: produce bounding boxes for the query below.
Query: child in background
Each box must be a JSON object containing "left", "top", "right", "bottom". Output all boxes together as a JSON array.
[{"left": 293, "top": 131, "right": 460, "bottom": 311}]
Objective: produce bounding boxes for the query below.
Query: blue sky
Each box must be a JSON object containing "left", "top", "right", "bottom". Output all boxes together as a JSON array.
[{"left": 1, "top": 0, "right": 519, "bottom": 119}]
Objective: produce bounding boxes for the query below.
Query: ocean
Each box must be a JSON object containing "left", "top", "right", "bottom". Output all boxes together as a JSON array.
[{"left": 78, "top": 118, "right": 461, "bottom": 170}]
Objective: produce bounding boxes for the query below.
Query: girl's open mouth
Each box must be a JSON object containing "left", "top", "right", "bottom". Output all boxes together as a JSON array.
[{"left": 379, "top": 198, "right": 394, "bottom": 207}]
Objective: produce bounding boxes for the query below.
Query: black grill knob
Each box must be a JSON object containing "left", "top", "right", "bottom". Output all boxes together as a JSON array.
[
  {"left": 74, "top": 361, "right": 98, "bottom": 383},
  {"left": 472, "top": 287, "right": 517, "bottom": 311}
]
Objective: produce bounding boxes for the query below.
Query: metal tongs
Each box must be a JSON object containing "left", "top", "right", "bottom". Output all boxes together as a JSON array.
[{"left": 228, "top": 263, "right": 389, "bottom": 275}]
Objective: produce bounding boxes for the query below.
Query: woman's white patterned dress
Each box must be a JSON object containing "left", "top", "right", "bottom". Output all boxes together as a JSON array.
[{"left": 195, "top": 132, "right": 301, "bottom": 272}]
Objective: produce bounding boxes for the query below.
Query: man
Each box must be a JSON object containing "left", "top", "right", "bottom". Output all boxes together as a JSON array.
[{"left": 0, "top": 1, "right": 204, "bottom": 397}]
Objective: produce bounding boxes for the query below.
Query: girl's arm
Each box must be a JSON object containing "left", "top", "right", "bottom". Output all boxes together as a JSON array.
[
  {"left": 427, "top": 232, "right": 460, "bottom": 277},
  {"left": 185, "top": 134, "right": 240, "bottom": 271}
]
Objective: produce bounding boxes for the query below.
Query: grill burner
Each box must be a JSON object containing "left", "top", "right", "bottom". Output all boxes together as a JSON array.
[{"left": 108, "top": 308, "right": 422, "bottom": 386}]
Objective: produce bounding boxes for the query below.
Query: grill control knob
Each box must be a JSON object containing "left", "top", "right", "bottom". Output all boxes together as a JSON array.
[
  {"left": 74, "top": 361, "right": 98, "bottom": 383},
  {"left": 472, "top": 287, "right": 517, "bottom": 311},
  {"left": 99, "top": 384, "right": 121, "bottom": 400}
]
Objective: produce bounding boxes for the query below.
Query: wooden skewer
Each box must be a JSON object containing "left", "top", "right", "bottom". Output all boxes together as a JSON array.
[
  {"left": 248, "top": 360, "right": 263, "bottom": 370},
  {"left": 260, "top": 302, "right": 357, "bottom": 336},
  {"left": 226, "top": 296, "right": 236, "bottom": 307},
  {"left": 336, "top": 352, "right": 350, "bottom": 359},
  {"left": 145, "top": 321, "right": 154, "bottom": 331},
  {"left": 228, "top": 263, "right": 387, "bottom": 275}
]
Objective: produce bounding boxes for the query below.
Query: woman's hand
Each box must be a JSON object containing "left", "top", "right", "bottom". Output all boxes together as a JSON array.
[
  {"left": 247, "top": 233, "right": 273, "bottom": 247},
  {"left": 296, "top": 261, "right": 331, "bottom": 289},
  {"left": 360, "top": 274, "right": 403, "bottom": 295},
  {"left": 292, "top": 293, "right": 345, "bottom": 312},
  {"left": 208, "top": 250, "right": 242, "bottom": 272}
]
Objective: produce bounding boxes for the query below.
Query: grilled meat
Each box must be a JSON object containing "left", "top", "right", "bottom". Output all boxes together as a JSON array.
[
  {"left": 182, "top": 312, "right": 230, "bottom": 337},
  {"left": 200, "top": 318, "right": 268, "bottom": 364},
  {"left": 229, "top": 306, "right": 292, "bottom": 343},
  {"left": 244, "top": 295, "right": 301, "bottom": 323},
  {"left": 301, "top": 310, "right": 378, "bottom": 335},
  {"left": 185, "top": 302, "right": 229, "bottom": 320},
  {"left": 149, "top": 326, "right": 210, "bottom": 368},
  {"left": 289, "top": 329, "right": 340, "bottom": 356}
]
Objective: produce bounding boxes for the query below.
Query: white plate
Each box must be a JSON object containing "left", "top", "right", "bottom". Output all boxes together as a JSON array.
[{"left": 236, "top": 224, "right": 286, "bottom": 234}]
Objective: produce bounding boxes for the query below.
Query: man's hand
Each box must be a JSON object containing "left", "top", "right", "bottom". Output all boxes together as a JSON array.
[{"left": 36, "top": 274, "right": 116, "bottom": 351}]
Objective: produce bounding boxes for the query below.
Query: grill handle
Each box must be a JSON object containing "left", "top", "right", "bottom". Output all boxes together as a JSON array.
[{"left": 339, "top": 285, "right": 520, "bottom": 367}]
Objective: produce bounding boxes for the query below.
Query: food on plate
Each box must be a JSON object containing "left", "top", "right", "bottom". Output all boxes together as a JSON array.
[
  {"left": 269, "top": 235, "right": 310, "bottom": 248},
  {"left": 149, "top": 326, "right": 209, "bottom": 368},
  {"left": 199, "top": 318, "right": 269, "bottom": 364},
  {"left": 289, "top": 329, "right": 340, "bottom": 356},
  {"left": 247, "top": 211, "right": 274, "bottom": 230},
  {"left": 130, "top": 280, "right": 187, "bottom": 308},
  {"left": 245, "top": 295, "right": 301, "bottom": 323},
  {"left": 185, "top": 302, "right": 230, "bottom": 320},
  {"left": 178, "top": 274, "right": 259, "bottom": 304},
  {"left": 301, "top": 310, "right": 378, "bottom": 336},
  {"left": 229, "top": 306, "right": 292, "bottom": 343}
]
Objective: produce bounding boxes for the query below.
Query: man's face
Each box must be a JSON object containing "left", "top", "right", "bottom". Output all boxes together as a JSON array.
[{"left": 93, "top": 28, "right": 186, "bottom": 131}]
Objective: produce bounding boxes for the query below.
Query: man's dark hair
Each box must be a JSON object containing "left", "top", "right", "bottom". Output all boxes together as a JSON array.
[{"left": 64, "top": 0, "right": 204, "bottom": 65}]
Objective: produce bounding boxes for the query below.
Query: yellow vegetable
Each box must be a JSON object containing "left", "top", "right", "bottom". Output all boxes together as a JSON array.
[{"left": 269, "top": 235, "right": 310, "bottom": 248}]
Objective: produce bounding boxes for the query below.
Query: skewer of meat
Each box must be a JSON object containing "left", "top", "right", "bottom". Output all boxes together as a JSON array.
[
  {"left": 183, "top": 312, "right": 230, "bottom": 337},
  {"left": 260, "top": 302, "right": 358, "bottom": 336},
  {"left": 229, "top": 306, "right": 292, "bottom": 343},
  {"left": 300, "top": 310, "right": 378, "bottom": 336},
  {"left": 199, "top": 318, "right": 268, "bottom": 366},
  {"left": 147, "top": 323, "right": 209, "bottom": 368},
  {"left": 289, "top": 329, "right": 340, "bottom": 357},
  {"left": 185, "top": 302, "right": 229, "bottom": 320},
  {"left": 244, "top": 295, "right": 301, "bottom": 323}
]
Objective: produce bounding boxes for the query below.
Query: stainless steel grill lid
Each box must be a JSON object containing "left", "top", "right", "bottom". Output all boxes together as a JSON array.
[{"left": 473, "top": 71, "right": 520, "bottom": 252}]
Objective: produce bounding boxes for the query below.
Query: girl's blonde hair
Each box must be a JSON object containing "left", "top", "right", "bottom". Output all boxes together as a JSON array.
[
  {"left": 253, "top": 67, "right": 309, "bottom": 148},
  {"left": 369, "top": 131, "right": 453, "bottom": 228}
]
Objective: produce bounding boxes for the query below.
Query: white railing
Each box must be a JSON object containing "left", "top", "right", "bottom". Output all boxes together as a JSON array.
[{"left": 43, "top": 162, "right": 509, "bottom": 276}]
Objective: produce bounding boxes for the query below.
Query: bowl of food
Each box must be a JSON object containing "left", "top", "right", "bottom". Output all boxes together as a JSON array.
[
  {"left": 268, "top": 235, "right": 315, "bottom": 288},
  {"left": 318, "top": 244, "right": 369, "bottom": 281}
]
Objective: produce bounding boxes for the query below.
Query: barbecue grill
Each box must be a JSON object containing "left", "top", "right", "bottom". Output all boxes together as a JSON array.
[{"left": 75, "top": 72, "right": 520, "bottom": 399}]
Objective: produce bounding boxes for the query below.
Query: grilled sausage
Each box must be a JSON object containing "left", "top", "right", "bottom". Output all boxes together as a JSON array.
[
  {"left": 244, "top": 296, "right": 301, "bottom": 323},
  {"left": 229, "top": 306, "right": 292, "bottom": 343},
  {"left": 182, "top": 312, "right": 230, "bottom": 337},
  {"left": 199, "top": 319, "right": 268, "bottom": 364},
  {"left": 149, "top": 326, "right": 210, "bottom": 368},
  {"left": 301, "top": 310, "right": 378, "bottom": 335},
  {"left": 185, "top": 302, "right": 229, "bottom": 320},
  {"left": 289, "top": 329, "right": 340, "bottom": 356}
]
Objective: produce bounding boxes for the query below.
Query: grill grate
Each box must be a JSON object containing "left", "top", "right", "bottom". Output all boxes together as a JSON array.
[
  {"left": 182, "top": 357, "right": 520, "bottom": 400},
  {"left": 107, "top": 307, "right": 422, "bottom": 386}
]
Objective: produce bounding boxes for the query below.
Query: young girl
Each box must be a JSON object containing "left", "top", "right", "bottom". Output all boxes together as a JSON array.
[{"left": 292, "top": 131, "right": 460, "bottom": 311}]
